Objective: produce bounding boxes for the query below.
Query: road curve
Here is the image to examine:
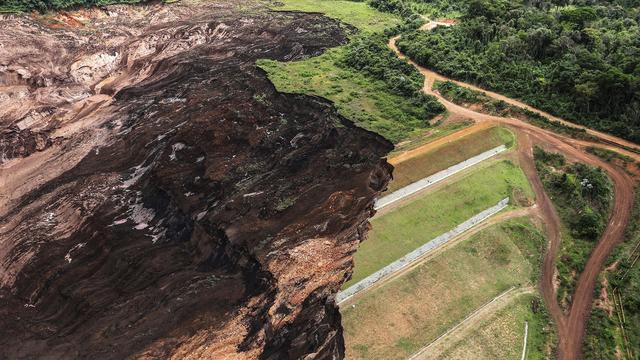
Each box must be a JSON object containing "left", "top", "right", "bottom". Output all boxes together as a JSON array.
[
  {"left": 390, "top": 35, "right": 640, "bottom": 153},
  {"left": 389, "top": 25, "right": 637, "bottom": 360},
  {"left": 517, "top": 132, "right": 566, "bottom": 330}
]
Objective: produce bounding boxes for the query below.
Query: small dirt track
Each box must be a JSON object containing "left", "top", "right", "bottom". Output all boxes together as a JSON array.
[
  {"left": 389, "top": 26, "right": 637, "bottom": 360},
  {"left": 410, "top": 286, "right": 535, "bottom": 360}
]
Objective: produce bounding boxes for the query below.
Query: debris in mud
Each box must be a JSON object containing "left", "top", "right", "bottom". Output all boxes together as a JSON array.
[{"left": 0, "top": 2, "right": 392, "bottom": 359}]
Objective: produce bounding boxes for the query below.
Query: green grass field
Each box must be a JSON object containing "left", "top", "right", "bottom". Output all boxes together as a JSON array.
[
  {"left": 387, "top": 126, "right": 514, "bottom": 193},
  {"left": 345, "top": 159, "right": 534, "bottom": 287},
  {"left": 342, "top": 218, "right": 545, "bottom": 360},
  {"left": 259, "top": 50, "right": 436, "bottom": 143},
  {"left": 258, "top": 0, "right": 448, "bottom": 143},
  {"left": 272, "top": 0, "right": 400, "bottom": 33},
  {"left": 437, "top": 294, "right": 553, "bottom": 360}
]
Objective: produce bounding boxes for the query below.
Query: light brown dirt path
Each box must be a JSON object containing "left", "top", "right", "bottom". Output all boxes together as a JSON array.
[
  {"left": 505, "top": 123, "right": 634, "bottom": 360},
  {"left": 517, "top": 132, "right": 566, "bottom": 330},
  {"left": 388, "top": 121, "right": 493, "bottom": 165},
  {"left": 559, "top": 152, "right": 635, "bottom": 359},
  {"left": 389, "top": 28, "right": 637, "bottom": 360}
]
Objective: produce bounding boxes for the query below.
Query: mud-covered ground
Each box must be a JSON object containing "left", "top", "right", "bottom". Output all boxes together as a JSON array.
[{"left": 0, "top": 2, "right": 392, "bottom": 359}]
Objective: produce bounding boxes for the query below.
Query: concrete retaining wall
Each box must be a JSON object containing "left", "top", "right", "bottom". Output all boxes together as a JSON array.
[
  {"left": 375, "top": 145, "right": 507, "bottom": 210},
  {"left": 338, "top": 197, "right": 510, "bottom": 304}
]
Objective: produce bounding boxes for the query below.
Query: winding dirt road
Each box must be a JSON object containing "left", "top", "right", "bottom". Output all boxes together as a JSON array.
[{"left": 389, "top": 25, "right": 637, "bottom": 359}]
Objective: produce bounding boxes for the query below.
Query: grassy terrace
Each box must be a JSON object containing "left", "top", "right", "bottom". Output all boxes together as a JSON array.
[
  {"left": 386, "top": 125, "right": 514, "bottom": 193},
  {"left": 390, "top": 119, "right": 473, "bottom": 155},
  {"left": 438, "top": 294, "right": 553, "bottom": 360},
  {"left": 342, "top": 217, "right": 546, "bottom": 359},
  {"left": 345, "top": 159, "right": 534, "bottom": 287},
  {"left": 258, "top": 0, "right": 449, "bottom": 143}
]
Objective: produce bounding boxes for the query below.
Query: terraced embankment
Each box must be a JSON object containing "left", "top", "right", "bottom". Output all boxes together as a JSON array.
[
  {"left": 342, "top": 217, "right": 545, "bottom": 359},
  {"left": 375, "top": 145, "right": 506, "bottom": 209},
  {"left": 338, "top": 197, "right": 509, "bottom": 304},
  {"left": 346, "top": 159, "right": 533, "bottom": 287}
]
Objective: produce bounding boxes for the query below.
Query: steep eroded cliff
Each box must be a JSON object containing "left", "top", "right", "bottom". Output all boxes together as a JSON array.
[{"left": 0, "top": 2, "right": 392, "bottom": 359}]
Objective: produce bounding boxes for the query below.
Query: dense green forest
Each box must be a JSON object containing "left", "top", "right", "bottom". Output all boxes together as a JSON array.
[
  {"left": 395, "top": 0, "right": 640, "bottom": 143},
  {"left": 369, "top": 0, "right": 466, "bottom": 18}
]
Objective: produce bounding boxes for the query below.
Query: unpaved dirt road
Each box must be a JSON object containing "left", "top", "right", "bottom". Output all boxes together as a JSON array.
[
  {"left": 390, "top": 35, "right": 640, "bottom": 154},
  {"left": 389, "top": 25, "right": 637, "bottom": 360},
  {"left": 389, "top": 122, "right": 494, "bottom": 165}
]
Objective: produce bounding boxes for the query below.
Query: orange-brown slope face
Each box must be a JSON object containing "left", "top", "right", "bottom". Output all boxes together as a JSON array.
[{"left": 0, "top": 3, "right": 392, "bottom": 359}]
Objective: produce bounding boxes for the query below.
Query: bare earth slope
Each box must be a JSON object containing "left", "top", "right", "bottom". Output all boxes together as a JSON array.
[{"left": 0, "top": 3, "right": 392, "bottom": 359}]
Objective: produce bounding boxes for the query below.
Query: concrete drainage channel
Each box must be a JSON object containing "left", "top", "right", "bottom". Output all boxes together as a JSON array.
[
  {"left": 337, "top": 197, "right": 510, "bottom": 305},
  {"left": 375, "top": 145, "right": 507, "bottom": 210}
]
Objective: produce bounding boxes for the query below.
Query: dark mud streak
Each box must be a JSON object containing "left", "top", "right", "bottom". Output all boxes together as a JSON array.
[{"left": 1, "top": 4, "right": 392, "bottom": 359}]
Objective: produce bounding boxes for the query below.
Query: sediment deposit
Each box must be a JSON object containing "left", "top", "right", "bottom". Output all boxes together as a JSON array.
[{"left": 0, "top": 3, "right": 392, "bottom": 358}]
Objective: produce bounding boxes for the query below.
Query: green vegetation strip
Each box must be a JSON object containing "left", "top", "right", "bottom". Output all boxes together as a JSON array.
[
  {"left": 586, "top": 147, "right": 640, "bottom": 175},
  {"left": 534, "top": 147, "right": 613, "bottom": 309},
  {"left": 346, "top": 159, "right": 534, "bottom": 287},
  {"left": 395, "top": 0, "right": 640, "bottom": 143},
  {"left": 1, "top": 0, "right": 150, "bottom": 12},
  {"left": 342, "top": 217, "right": 546, "bottom": 360},
  {"left": 259, "top": 0, "right": 445, "bottom": 143},
  {"left": 387, "top": 125, "right": 514, "bottom": 193},
  {"left": 433, "top": 80, "right": 597, "bottom": 141}
]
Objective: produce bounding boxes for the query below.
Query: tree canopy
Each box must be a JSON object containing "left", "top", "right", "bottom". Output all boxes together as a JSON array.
[{"left": 394, "top": 0, "right": 640, "bottom": 143}]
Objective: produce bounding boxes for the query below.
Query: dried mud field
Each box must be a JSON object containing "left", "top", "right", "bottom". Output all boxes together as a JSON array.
[{"left": 0, "top": 2, "right": 393, "bottom": 358}]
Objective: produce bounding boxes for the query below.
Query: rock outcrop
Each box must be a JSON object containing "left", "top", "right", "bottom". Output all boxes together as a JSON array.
[{"left": 0, "top": 2, "right": 392, "bottom": 359}]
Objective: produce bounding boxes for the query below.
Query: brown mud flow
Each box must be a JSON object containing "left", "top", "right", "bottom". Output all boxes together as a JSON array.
[{"left": 0, "top": 2, "right": 392, "bottom": 359}]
